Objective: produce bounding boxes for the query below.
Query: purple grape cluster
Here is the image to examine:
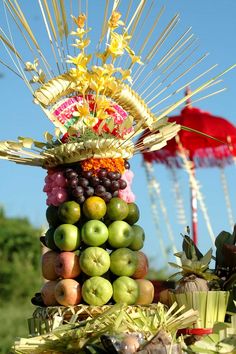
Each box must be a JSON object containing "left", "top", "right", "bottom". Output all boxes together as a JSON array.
[{"left": 65, "top": 167, "right": 128, "bottom": 204}]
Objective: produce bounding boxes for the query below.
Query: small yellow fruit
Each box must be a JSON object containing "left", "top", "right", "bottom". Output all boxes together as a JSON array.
[{"left": 83, "top": 196, "right": 107, "bottom": 220}]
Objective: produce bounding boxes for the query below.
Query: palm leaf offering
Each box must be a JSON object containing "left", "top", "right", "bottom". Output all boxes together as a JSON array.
[
  {"left": 0, "top": 1, "right": 235, "bottom": 166},
  {"left": 166, "top": 234, "right": 232, "bottom": 332},
  {"left": 184, "top": 314, "right": 236, "bottom": 353},
  {"left": 13, "top": 303, "right": 198, "bottom": 353},
  {"left": 1, "top": 2, "right": 236, "bottom": 354},
  {"left": 169, "top": 291, "right": 229, "bottom": 329}
]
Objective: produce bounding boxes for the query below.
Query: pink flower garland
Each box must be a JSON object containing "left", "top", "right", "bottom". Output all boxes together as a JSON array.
[
  {"left": 118, "top": 169, "right": 135, "bottom": 203},
  {"left": 43, "top": 170, "right": 69, "bottom": 206}
]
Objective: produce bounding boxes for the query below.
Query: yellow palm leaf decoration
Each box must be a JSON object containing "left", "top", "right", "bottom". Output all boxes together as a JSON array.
[{"left": 0, "top": 1, "right": 234, "bottom": 168}]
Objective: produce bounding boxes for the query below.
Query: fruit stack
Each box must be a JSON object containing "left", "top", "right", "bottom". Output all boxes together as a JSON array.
[{"left": 37, "top": 157, "right": 154, "bottom": 309}]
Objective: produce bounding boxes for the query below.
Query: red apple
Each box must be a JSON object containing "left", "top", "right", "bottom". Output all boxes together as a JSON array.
[
  {"left": 135, "top": 279, "right": 154, "bottom": 305},
  {"left": 42, "top": 250, "right": 58, "bottom": 280},
  {"left": 55, "top": 252, "right": 81, "bottom": 279},
  {"left": 132, "top": 251, "right": 149, "bottom": 279},
  {"left": 41, "top": 280, "right": 59, "bottom": 306},
  {"left": 55, "top": 279, "right": 82, "bottom": 306}
]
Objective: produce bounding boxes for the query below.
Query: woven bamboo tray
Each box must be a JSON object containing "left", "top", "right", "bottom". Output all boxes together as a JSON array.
[{"left": 30, "top": 303, "right": 159, "bottom": 336}]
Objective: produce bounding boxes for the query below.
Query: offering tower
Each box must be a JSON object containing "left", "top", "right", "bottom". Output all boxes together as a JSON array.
[{"left": 0, "top": 0, "right": 227, "bottom": 341}]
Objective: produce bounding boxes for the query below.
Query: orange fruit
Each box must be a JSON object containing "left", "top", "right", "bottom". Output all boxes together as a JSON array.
[
  {"left": 58, "top": 201, "right": 81, "bottom": 224},
  {"left": 83, "top": 196, "right": 107, "bottom": 220}
]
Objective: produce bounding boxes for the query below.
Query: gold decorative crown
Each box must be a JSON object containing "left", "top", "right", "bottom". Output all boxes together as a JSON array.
[{"left": 0, "top": 1, "right": 234, "bottom": 168}]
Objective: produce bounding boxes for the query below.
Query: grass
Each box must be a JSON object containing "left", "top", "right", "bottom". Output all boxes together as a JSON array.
[{"left": 0, "top": 299, "right": 35, "bottom": 354}]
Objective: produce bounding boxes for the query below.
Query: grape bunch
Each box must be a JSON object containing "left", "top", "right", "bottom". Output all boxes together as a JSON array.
[{"left": 66, "top": 166, "right": 129, "bottom": 204}]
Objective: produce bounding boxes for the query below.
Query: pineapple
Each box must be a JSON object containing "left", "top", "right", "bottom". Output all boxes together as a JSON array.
[{"left": 169, "top": 235, "right": 218, "bottom": 293}]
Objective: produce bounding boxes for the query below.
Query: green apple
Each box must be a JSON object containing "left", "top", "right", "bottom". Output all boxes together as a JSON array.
[
  {"left": 113, "top": 276, "right": 139, "bottom": 305},
  {"left": 124, "top": 203, "right": 140, "bottom": 225},
  {"left": 106, "top": 197, "right": 129, "bottom": 220},
  {"left": 110, "top": 248, "right": 138, "bottom": 276},
  {"left": 46, "top": 205, "right": 61, "bottom": 227},
  {"left": 79, "top": 247, "right": 110, "bottom": 276},
  {"left": 82, "top": 276, "right": 113, "bottom": 306},
  {"left": 129, "top": 225, "right": 145, "bottom": 251},
  {"left": 81, "top": 220, "right": 109, "bottom": 246},
  {"left": 54, "top": 224, "right": 80, "bottom": 251},
  {"left": 108, "top": 221, "right": 134, "bottom": 248},
  {"left": 45, "top": 227, "right": 60, "bottom": 251},
  {"left": 58, "top": 201, "right": 81, "bottom": 224}
]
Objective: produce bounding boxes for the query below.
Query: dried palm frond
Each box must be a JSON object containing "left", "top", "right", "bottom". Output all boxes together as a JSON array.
[{"left": 13, "top": 303, "right": 198, "bottom": 353}]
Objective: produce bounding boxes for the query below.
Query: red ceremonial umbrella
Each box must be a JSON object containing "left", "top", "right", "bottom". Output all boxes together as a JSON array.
[{"left": 142, "top": 91, "right": 236, "bottom": 245}]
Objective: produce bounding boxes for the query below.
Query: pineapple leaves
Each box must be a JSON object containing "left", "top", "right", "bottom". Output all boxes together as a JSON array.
[
  {"left": 170, "top": 235, "right": 216, "bottom": 280},
  {"left": 200, "top": 249, "right": 213, "bottom": 268},
  {"left": 168, "top": 262, "right": 183, "bottom": 269},
  {"left": 182, "top": 235, "right": 203, "bottom": 260}
]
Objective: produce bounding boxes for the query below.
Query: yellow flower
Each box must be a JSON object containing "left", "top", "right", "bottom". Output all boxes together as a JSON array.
[
  {"left": 89, "top": 73, "right": 113, "bottom": 94},
  {"left": 69, "top": 68, "right": 80, "bottom": 78},
  {"left": 72, "top": 80, "right": 89, "bottom": 95},
  {"left": 71, "top": 14, "right": 87, "bottom": 28},
  {"left": 70, "top": 28, "right": 90, "bottom": 38},
  {"left": 108, "top": 32, "right": 131, "bottom": 58},
  {"left": 67, "top": 53, "right": 91, "bottom": 72},
  {"left": 108, "top": 11, "right": 124, "bottom": 30},
  {"left": 96, "top": 50, "right": 109, "bottom": 64},
  {"left": 96, "top": 96, "right": 115, "bottom": 120},
  {"left": 72, "top": 38, "right": 91, "bottom": 50},
  {"left": 83, "top": 116, "right": 99, "bottom": 127},
  {"left": 69, "top": 70, "right": 90, "bottom": 94},
  {"left": 119, "top": 69, "right": 132, "bottom": 83},
  {"left": 104, "top": 77, "right": 119, "bottom": 93},
  {"left": 95, "top": 96, "right": 111, "bottom": 109},
  {"left": 131, "top": 55, "right": 143, "bottom": 65},
  {"left": 91, "top": 66, "right": 106, "bottom": 77},
  {"left": 108, "top": 36, "right": 125, "bottom": 57},
  {"left": 89, "top": 76, "right": 101, "bottom": 92},
  {"left": 25, "top": 59, "right": 38, "bottom": 71},
  {"left": 91, "top": 64, "right": 115, "bottom": 78},
  {"left": 29, "top": 69, "right": 46, "bottom": 84},
  {"left": 73, "top": 99, "right": 99, "bottom": 128},
  {"left": 97, "top": 110, "right": 111, "bottom": 120},
  {"left": 103, "top": 64, "right": 115, "bottom": 76},
  {"left": 73, "top": 101, "right": 90, "bottom": 119}
]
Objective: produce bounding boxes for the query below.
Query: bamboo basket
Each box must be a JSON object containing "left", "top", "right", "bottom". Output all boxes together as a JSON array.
[
  {"left": 169, "top": 291, "right": 229, "bottom": 329},
  {"left": 30, "top": 303, "right": 161, "bottom": 335}
]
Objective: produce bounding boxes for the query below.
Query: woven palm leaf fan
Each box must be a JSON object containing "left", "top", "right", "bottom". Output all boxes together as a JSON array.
[{"left": 0, "top": 0, "right": 234, "bottom": 167}]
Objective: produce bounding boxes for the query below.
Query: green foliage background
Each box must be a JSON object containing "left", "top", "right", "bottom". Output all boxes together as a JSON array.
[{"left": 0, "top": 207, "right": 43, "bottom": 354}]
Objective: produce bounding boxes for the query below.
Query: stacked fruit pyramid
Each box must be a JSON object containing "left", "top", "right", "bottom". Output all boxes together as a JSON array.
[
  {"left": 37, "top": 158, "right": 154, "bottom": 309},
  {"left": 0, "top": 0, "right": 205, "bottom": 334}
]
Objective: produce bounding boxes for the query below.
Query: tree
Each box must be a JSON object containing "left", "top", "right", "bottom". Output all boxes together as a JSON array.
[{"left": 0, "top": 207, "right": 42, "bottom": 301}]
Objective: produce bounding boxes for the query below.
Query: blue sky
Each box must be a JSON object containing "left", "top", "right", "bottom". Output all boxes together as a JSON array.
[{"left": 0, "top": 0, "right": 236, "bottom": 270}]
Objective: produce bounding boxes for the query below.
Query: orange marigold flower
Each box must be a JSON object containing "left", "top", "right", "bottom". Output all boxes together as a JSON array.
[{"left": 81, "top": 158, "right": 125, "bottom": 174}]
